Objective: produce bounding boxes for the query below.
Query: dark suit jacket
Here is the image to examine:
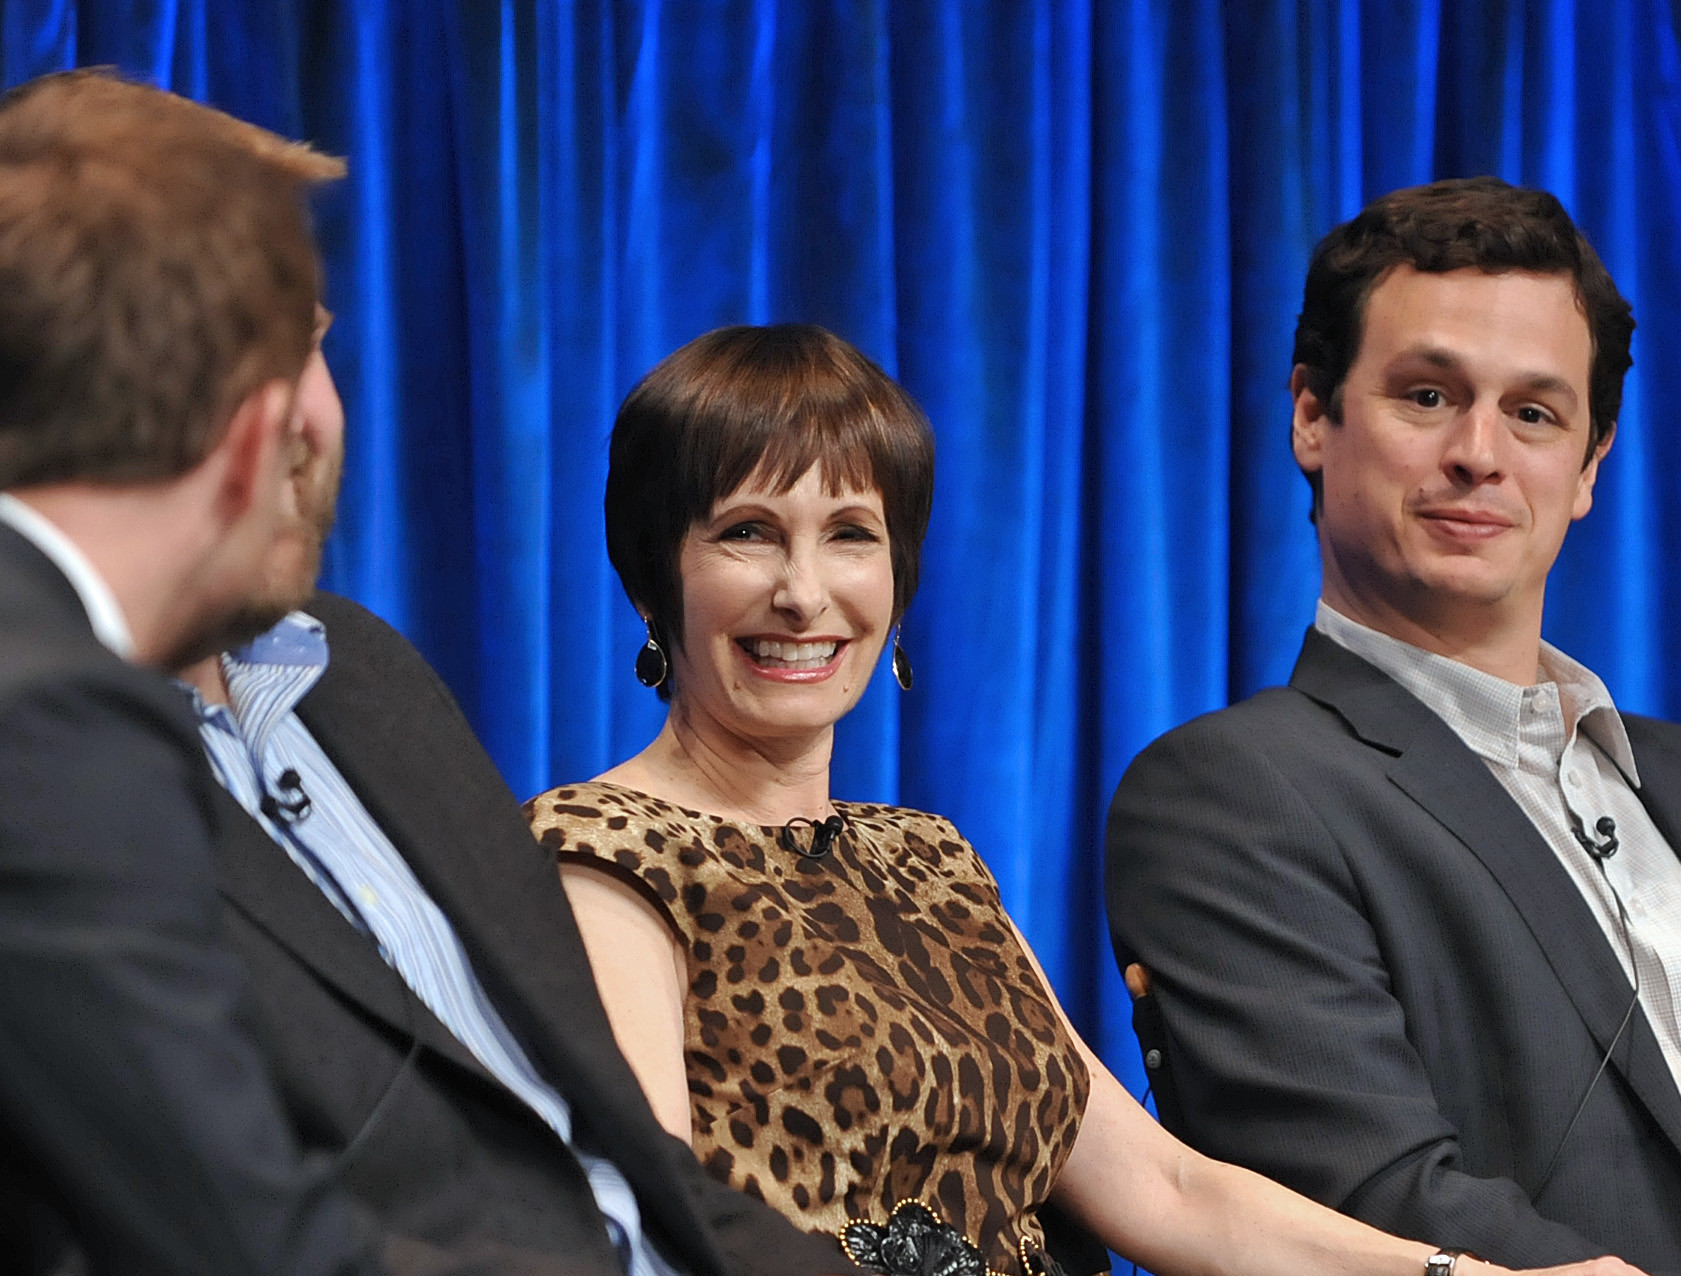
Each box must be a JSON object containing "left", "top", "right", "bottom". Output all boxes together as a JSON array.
[
  {"left": 210, "top": 590, "right": 855, "bottom": 1276},
  {"left": 0, "top": 525, "right": 374, "bottom": 1275},
  {"left": 1106, "top": 628, "right": 1681, "bottom": 1273}
]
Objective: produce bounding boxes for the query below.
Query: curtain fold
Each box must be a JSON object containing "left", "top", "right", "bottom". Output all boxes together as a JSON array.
[{"left": 5, "top": 0, "right": 1679, "bottom": 1091}]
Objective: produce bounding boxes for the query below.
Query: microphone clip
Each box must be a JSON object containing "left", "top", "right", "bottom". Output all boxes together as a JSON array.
[
  {"left": 260, "top": 767, "right": 313, "bottom": 825},
  {"left": 779, "top": 814, "right": 845, "bottom": 859},
  {"left": 1570, "top": 813, "right": 1618, "bottom": 862}
]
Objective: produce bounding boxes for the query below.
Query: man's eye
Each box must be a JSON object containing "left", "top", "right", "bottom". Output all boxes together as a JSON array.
[
  {"left": 1515, "top": 405, "right": 1551, "bottom": 425},
  {"left": 1410, "top": 388, "right": 1444, "bottom": 408}
]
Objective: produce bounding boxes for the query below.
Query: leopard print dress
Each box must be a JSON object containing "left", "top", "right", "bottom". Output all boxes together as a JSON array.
[{"left": 527, "top": 781, "right": 1090, "bottom": 1276}]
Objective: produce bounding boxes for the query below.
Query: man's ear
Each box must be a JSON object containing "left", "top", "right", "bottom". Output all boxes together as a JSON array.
[
  {"left": 1573, "top": 421, "right": 1616, "bottom": 521},
  {"left": 1290, "top": 364, "right": 1332, "bottom": 477},
  {"left": 211, "top": 379, "right": 294, "bottom": 524}
]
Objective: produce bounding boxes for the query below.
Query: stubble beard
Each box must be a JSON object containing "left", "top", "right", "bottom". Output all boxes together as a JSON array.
[{"left": 205, "top": 446, "right": 343, "bottom": 657}]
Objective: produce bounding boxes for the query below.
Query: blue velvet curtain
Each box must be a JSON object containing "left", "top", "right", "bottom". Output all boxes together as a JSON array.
[{"left": 6, "top": 0, "right": 1681, "bottom": 1088}]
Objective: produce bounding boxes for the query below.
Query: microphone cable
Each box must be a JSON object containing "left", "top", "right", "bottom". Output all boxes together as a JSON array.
[{"left": 1531, "top": 812, "right": 1641, "bottom": 1201}]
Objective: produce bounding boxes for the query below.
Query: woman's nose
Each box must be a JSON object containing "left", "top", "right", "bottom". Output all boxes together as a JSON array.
[{"left": 771, "top": 545, "right": 828, "bottom": 621}]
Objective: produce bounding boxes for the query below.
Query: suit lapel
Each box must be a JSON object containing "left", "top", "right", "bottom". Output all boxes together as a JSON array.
[
  {"left": 0, "top": 532, "right": 468, "bottom": 1071},
  {"left": 208, "top": 770, "right": 506, "bottom": 1087},
  {"left": 289, "top": 652, "right": 615, "bottom": 1058},
  {"left": 1293, "top": 629, "right": 1681, "bottom": 1158},
  {"left": 295, "top": 600, "right": 727, "bottom": 1272}
]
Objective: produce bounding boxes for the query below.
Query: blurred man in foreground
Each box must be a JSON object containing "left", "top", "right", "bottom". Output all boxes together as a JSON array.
[
  {"left": 1108, "top": 178, "right": 1681, "bottom": 1269},
  {"left": 0, "top": 70, "right": 376, "bottom": 1272}
]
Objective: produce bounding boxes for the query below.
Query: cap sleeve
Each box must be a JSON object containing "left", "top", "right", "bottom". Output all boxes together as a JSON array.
[{"left": 525, "top": 781, "right": 732, "bottom": 951}]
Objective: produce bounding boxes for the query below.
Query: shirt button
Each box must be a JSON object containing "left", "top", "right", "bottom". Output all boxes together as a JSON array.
[{"left": 357, "top": 885, "right": 380, "bottom": 909}]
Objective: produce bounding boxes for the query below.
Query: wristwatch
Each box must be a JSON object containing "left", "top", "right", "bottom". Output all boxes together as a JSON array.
[{"left": 1426, "top": 1250, "right": 1468, "bottom": 1276}]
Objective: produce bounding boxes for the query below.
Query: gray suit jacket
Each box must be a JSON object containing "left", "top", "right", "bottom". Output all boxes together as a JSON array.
[{"left": 1106, "top": 628, "right": 1681, "bottom": 1272}]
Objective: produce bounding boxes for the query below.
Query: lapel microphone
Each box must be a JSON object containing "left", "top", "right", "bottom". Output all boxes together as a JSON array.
[
  {"left": 1570, "top": 814, "right": 1619, "bottom": 862},
  {"left": 779, "top": 814, "right": 845, "bottom": 859},
  {"left": 260, "top": 768, "right": 313, "bottom": 825}
]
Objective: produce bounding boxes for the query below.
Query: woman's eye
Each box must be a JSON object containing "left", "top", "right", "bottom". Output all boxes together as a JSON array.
[
  {"left": 832, "top": 524, "right": 881, "bottom": 542},
  {"left": 719, "top": 522, "right": 765, "bottom": 541}
]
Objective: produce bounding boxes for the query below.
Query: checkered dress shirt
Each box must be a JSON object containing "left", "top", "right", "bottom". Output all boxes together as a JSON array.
[{"left": 1317, "top": 601, "right": 1681, "bottom": 1092}]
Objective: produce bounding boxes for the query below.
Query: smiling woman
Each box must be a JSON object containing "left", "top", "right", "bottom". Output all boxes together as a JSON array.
[
  {"left": 672, "top": 466, "right": 895, "bottom": 741},
  {"left": 522, "top": 325, "right": 1643, "bottom": 1276},
  {"left": 600, "top": 323, "right": 934, "bottom": 709},
  {"left": 527, "top": 327, "right": 1106, "bottom": 1273}
]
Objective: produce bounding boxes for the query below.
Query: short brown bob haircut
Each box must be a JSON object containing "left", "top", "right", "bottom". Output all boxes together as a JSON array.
[
  {"left": 606, "top": 324, "right": 935, "bottom": 692},
  {"left": 0, "top": 69, "right": 344, "bottom": 489},
  {"left": 1293, "top": 176, "right": 1633, "bottom": 499}
]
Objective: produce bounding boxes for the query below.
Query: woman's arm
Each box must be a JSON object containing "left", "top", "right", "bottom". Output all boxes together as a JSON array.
[
  {"left": 1004, "top": 919, "right": 1639, "bottom": 1276},
  {"left": 559, "top": 862, "right": 693, "bottom": 1142}
]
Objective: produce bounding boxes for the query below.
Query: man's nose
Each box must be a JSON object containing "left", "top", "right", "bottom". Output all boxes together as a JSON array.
[{"left": 1441, "top": 400, "right": 1505, "bottom": 484}]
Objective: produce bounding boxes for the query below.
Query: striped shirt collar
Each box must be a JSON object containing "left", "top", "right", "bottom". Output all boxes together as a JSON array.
[
  {"left": 0, "top": 492, "right": 135, "bottom": 659},
  {"left": 186, "top": 611, "right": 327, "bottom": 749},
  {"left": 1314, "top": 599, "right": 1639, "bottom": 783}
]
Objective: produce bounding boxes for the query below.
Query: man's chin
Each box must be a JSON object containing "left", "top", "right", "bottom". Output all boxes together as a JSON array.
[
  {"left": 168, "top": 559, "right": 323, "bottom": 672},
  {"left": 161, "top": 598, "right": 303, "bottom": 673},
  {"left": 1409, "top": 553, "right": 1524, "bottom": 601},
  {"left": 1389, "top": 561, "right": 1538, "bottom": 633}
]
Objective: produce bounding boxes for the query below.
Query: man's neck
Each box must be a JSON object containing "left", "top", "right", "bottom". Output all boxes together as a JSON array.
[
  {"left": 11, "top": 484, "right": 221, "bottom": 669},
  {"left": 0, "top": 493, "right": 134, "bottom": 658},
  {"left": 176, "top": 653, "right": 232, "bottom": 706},
  {"left": 1319, "top": 582, "right": 1545, "bottom": 687}
]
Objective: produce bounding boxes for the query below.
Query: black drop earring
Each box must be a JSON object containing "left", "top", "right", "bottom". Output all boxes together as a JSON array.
[
  {"left": 891, "top": 627, "right": 913, "bottom": 691},
  {"left": 634, "top": 619, "right": 668, "bottom": 689}
]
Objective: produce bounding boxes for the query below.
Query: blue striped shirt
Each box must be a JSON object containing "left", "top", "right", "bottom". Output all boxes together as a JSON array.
[{"left": 186, "top": 612, "right": 679, "bottom": 1276}]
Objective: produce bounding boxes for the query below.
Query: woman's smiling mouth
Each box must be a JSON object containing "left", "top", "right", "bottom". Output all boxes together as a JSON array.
[{"left": 738, "top": 637, "right": 844, "bottom": 673}]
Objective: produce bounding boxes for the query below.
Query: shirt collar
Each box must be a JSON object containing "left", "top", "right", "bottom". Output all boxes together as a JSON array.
[
  {"left": 1534, "top": 640, "right": 1639, "bottom": 782},
  {"left": 0, "top": 493, "right": 135, "bottom": 659},
  {"left": 1314, "top": 600, "right": 1639, "bottom": 784},
  {"left": 235, "top": 612, "right": 329, "bottom": 669},
  {"left": 184, "top": 611, "right": 328, "bottom": 756}
]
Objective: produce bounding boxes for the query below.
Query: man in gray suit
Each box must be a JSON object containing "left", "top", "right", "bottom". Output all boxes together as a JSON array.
[{"left": 1107, "top": 177, "right": 1681, "bottom": 1271}]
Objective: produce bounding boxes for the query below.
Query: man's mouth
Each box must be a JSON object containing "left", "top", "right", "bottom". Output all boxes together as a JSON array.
[
  {"left": 1418, "top": 507, "right": 1515, "bottom": 536},
  {"left": 739, "top": 638, "right": 842, "bottom": 670}
]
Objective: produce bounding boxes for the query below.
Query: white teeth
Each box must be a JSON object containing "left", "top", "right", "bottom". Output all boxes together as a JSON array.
[{"left": 747, "top": 639, "right": 840, "bottom": 669}]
